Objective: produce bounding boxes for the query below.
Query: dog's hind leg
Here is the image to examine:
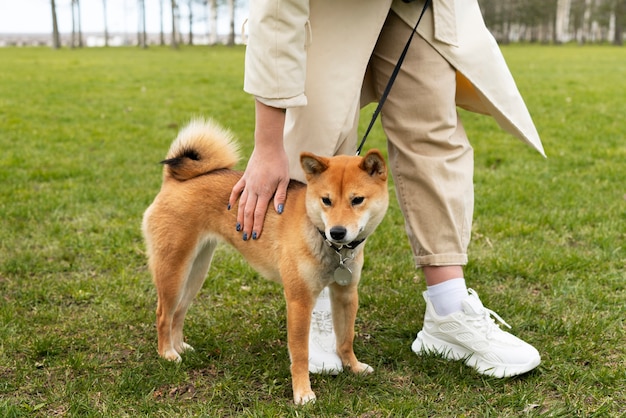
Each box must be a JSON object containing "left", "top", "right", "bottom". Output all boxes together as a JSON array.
[
  {"left": 154, "top": 258, "right": 191, "bottom": 362},
  {"left": 170, "top": 239, "right": 218, "bottom": 357},
  {"left": 154, "top": 239, "right": 216, "bottom": 362}
]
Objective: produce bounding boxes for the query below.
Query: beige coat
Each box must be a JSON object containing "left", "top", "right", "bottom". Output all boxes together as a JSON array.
[{"left": 244, "top": 0, "right": 545, "bottom": 157}]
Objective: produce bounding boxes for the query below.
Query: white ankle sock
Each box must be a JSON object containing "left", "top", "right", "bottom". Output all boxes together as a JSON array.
[{"left": 427, "top": 278, "right": 468, "bottom": 316}]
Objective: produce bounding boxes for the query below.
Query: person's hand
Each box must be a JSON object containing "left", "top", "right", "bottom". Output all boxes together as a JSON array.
[
  {"left": 228, "top": 100, "right": 289, "bottom": 240},
  {"left": 228, "top": 146, "right": 289, "bottom": 240}
]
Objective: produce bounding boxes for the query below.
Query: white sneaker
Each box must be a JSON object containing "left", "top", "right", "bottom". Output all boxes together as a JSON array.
[
  {"left": 308, "top": 309, "right": 343, "bottom": 375},
  {"left": 412, "top": 289, "right": 541, "bottom": 378}
]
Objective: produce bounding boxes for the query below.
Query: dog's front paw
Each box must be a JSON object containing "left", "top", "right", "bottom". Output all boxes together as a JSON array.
[
  {"left": 162, "top": 349, "right": 182, "bottom": 363},
  {"left": 351, "top": 361, "right": 374, "bottom": 374},
  {"left": 294, "top": 390, "right": 316, "bottom": 405},
  {"left": 177, "top": 342, "right": 195, "bottom": 353}
]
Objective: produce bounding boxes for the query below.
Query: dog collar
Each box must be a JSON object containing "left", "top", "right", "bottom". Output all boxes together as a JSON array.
[{"left": 318, "top": 229, "right": 365, "bottom": 252}]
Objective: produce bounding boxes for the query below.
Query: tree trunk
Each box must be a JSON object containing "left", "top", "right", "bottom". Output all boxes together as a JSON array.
[
  {"left": 188, "top": 0, "right": 193, "bottom": 45},
  {"left": 503, "top": 1, "right": 512, "bottom": 44},
  {"left": 171, "top": 0, "right": 179, "bottom": 49},
  {"left": 226, "top": 0, "right": 235, "bottom": 46},
  {"left": 579, "top": 0, "right": 593, "bottom": 43},
  {"left": 50, "top": 0, "right": 61, "bottom": 49},
  {"left": 159, "top": 0, "right": 165, "bottom": 46},
  {"left": 102, "top": 0, "right": 109, "bottom": 47},
  {"left": 208, "top": 0, "right": 218, "bottom": 45},
  {"left": 138, "top": 0, "right": 148, "bottom": 48},
  {"left": 614, "top": 0, "right": 625, "bottom": 45},
  {"left": 71, "top": 0, "right": 77, "bottom": 48},
  {"left": 77, "top": 0, "right": 83, "bottom": 47},
  {"left": 555, "top": 0, "right": 572, "bottom": 43},
  {"left": 143, "top": 0, "right": 148, "bottom": 48},
  {"left": 70, "top": 0, "right": 84, "bottom": 48}
]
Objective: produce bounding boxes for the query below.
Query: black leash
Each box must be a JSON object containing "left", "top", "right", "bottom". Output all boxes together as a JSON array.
[{"left": 356, "top": 0, "right": 431, "bottom": 156}]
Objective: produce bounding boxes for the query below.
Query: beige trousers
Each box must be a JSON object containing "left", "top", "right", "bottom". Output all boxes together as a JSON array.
[
  {"left": 284, "top": 9, "right": 473, "bottom": 268},
  {"left": 368, "top": 11, "right": 473, "bottom": 267}
]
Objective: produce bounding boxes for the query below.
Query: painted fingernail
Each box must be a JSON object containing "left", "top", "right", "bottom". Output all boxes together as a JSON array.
[
  {"left": 242, "top": 233, "right": 248, "bottom": 241},
  {"left": 227, "top": 203, "right": 231, "bottom": 210},
  {"left": 252, "top": 232, "right": 257, "bottom": 240},
  {"left": 236, "top": 223, "right": 241, "bottom": 232},
  {"left": 277, "top": 204, "right": 284, "bottom": 214}
]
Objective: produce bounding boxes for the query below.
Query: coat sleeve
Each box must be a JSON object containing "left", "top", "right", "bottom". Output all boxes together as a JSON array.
[{"left": 244, "top": 0, "right": 310, "bottom": 107}]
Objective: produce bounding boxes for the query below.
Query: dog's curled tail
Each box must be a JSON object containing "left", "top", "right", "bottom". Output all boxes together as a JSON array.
[{"left": 161, "top": 118, "right": 240, "bottom": 181}]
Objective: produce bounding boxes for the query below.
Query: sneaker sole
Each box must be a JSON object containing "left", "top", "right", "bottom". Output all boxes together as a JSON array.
[
  {"left": 412, "top": 331, "right": 540, "bottom": 378},
  {"left": 308, "top": 364, "right": 342, "bottom": 375}
]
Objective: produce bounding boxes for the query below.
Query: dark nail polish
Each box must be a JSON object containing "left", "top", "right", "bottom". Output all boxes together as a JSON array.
[
  {"left": 252, "top": 232, "right": 257, "bottom": 240},
  {"left": 242, "top": 233, "right": 248, "bottom": 241},
  {"left": 227, "top": 203, "right": 231, "bottom": 210},
  {"left": 236, "top": 223, "right": 241, "bottom": 232},
  {"left": 277, "top": 204, "right": 284, "bottom": 214}
]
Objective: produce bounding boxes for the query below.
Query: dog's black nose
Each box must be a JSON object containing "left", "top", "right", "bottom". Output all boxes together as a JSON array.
[{"left": 329, "top": 226, "right": 347, "bottom": 241}]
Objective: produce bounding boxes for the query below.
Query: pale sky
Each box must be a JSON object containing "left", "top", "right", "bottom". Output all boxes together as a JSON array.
[{"left": 0, "top": 0, "right": 247, "bottom": 34}]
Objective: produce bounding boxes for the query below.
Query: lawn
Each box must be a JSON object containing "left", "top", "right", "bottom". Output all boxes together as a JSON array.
[{"left": 0, "top": 44, "right": 624, "bottom": 417}]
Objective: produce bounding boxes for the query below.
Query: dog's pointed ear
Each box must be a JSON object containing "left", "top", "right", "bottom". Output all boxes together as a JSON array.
[
  {"left": 360, "top": 149, "right": 387, "bottom": 180},
  {"left": 300, "top": 152, "right": 329, "bottom": 179}
]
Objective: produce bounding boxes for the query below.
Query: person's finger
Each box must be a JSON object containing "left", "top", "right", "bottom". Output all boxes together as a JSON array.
[
  {"left": 230, "top": 177, "right": 247, "bottom": 234},
  {"left": 273, "top": 178, "right": 289, "bottom": 216},
  {"left": 251, "top": 193, "right": 272, "bottom": 239},
  {"left": 241, "top": 190, "right": 260, "bottom": 241},
  {"left": 228, "top": 177, "right": 245, "bottom": 212},
  {"left": 236, "top": 186, "right": 249, "bottom": 236}
]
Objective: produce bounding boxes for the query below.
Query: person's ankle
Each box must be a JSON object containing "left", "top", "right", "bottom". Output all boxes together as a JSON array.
[{"left": 426, "top": 277, "right": 467, "bottom": 316}]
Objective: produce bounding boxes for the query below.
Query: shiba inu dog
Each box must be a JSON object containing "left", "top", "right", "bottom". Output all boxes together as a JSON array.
[{"left": 142, "top": 119, "right": 389, "bottom": 404}]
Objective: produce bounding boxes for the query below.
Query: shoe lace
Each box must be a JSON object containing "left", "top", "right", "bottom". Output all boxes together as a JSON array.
[
  {"left": 467, "top": 289, "right": 512, "bottom": 335},
  {"left": 311, "top": 310, "right": 334, "bottom": 335}
]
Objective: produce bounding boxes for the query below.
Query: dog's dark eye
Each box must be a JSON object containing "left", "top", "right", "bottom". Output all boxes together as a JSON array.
[
  {"left": 321, "top": 197, "right": 332, "bottom": 207},
  {"left": 351, "top": 196, "right": 364, "bottom": 206}
]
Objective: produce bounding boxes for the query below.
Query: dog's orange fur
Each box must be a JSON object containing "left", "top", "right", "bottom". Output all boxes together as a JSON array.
[{"left": 142, "top": 119, "right": 389, "bottom": 404}]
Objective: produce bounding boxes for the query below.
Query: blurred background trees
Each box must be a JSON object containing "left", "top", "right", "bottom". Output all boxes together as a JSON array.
[
  {"left": 480, "top": 0, "right": 625, "bottom": 45},
  {"left": 47, "top": 0, "right": 624, "bottom": 48},
  {"left": 47, "top": 0, "right": 241, "bottom": 48}
]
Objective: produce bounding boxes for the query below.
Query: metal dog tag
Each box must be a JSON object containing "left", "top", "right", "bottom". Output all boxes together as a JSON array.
[{"left": 334, "top": 265, "right": 352, "bottom": 286}]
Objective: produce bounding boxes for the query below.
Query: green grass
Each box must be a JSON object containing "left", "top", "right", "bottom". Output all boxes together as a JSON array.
[{"left": 0, "top": 44, "right": 624, "bottom": 416}]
